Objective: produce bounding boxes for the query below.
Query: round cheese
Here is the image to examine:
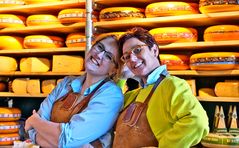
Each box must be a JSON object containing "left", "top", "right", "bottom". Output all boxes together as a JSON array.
[
  {"left": 0, "top": 121, "right": 20, "bottom": 134},
  {"left": 215, "top": 82, "right": 239, "bottom": 97},
  {"left": 24, "top": 35, "right": 64, "bottom": 48},
  {"left": 198, "top": 88, "right": 216, "bottom": 97},
  {"left": 24, "top": 0, "right": 60, "bottom": 4},
  {"left": 0, "top": 36, "right": 23, "bottom": 50},
  {"left": 66, "top": 33, "right": 86, "bottom": 47},
  {"left": 0, "top": 0, "right": 24, "bottom": 7},
  {"left": 199, "top": 0, "right": 239, "bottom": 13},
  {"left": 26, "top": 14, "right": 60, "bottom": 26},
  {"left": 0, "top": 107, "right": 21, "bottom": 122},
  {"left": 12, "top": 78, "right": 28, "bottom": 94},
  {"left": 159, "top": 54, "right": 190, "bottom": 70},
  {"left": 0, "top": 56, "right": 17, "bottom": 72},
  {"left": 0, "top": 14, "right": 25, "bottom": 29},
  {"left": 0, "top": 133, "right": 19, "bottom": 145}
]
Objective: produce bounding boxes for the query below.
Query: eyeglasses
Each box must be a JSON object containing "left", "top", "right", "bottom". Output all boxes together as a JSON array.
[
  {"left": 91, "top": 42, "right": 118, "bottom": 67},
  {"left": 121, "top": 44, "right": 148, "bottom": 63}
]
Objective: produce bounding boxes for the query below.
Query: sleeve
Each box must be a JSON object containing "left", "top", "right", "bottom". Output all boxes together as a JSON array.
[
  {"left": 58, "top": 83, "right": 124, "bottom": 148},
  {"left": 158, "top": 77, "right": 209, "bottom": 147}
]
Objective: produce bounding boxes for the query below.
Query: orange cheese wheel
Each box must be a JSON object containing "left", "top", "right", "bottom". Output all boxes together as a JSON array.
[
  {"left": 190, "top": 52, "right": 239, "bottom": 70},
  {"left": 159, "top": 54, "right": 190, "bottom": 70},
  {"left": 0, "top": 121, "right": 20, "bottom": 134},
  {"left": 58, "top": 9, "right": 98, "bottom": 24},
  {"left": 0, "top": 14, "right": 25, "bottom": 29},
  {"left": 24, "top": 0, "right": 60, "bottom": 4},
  {"left": 99, "top": 7, "right": 145, "bottom": 21},
  {"left": 66, "top": 33, "right": 86, "bottom": 47},
  {"left": 26, "top": 14, "right": 60, "bottom": 26},
  {"left": 199, "top": 0, "right": 239, "bottom": 13},
  {"left": 24, "top": 35, "right": 64, "bottom": 48},
  {"left": 0, "top": 133, "right": 19, "bottom": 145},
  {"left": 145, "top": 2, "right": 199, "bottom": 18},
  {"left": 0, "top": 0, "right": 24, "bottom": 7},
  {"left": 149, "top": 27, "right": 198, "bottom": 44},
  {"left": 0, "top": 36, "right": 23, "bottom": 50},
  {"left": 0, "top": 108, "right": 21, "bottom": 122},
  {"left": 215, "top": 82, "right": 239, "bottom": 97},
  {"left": 0, "top": 56, "right": 17, "bottom": 72},
  {"left": 204, "top": 25, "right": 239, "bottom": 41}
]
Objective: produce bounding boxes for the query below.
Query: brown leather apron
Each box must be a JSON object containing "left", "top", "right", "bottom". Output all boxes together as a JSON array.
[
  {"left": 113, "top": 75, "right": 165, "bottom": 148},
  {"left": 51, "top": 78, "right": 110, "bottom": 148}
]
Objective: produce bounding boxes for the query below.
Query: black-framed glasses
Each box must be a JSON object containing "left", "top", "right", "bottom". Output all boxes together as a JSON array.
[{"left": 121, "top": 44, "right": 148, "bottom": 63}]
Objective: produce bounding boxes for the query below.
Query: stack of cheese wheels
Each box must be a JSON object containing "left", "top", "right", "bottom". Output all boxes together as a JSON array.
[
  {"left": 204, "top": 25, "right": 239, "bottom": 41},
  {"left": 159, "top": 54, "right": 190, "bottom": 70},
  {"left": 0, "top": 0, "right": 24, "bottom": 7},
  {"left": 58, "top": 9, "right": 98, "bottom": 24},
  {"left": 215, "top": 82, "right": 239, "bottom": 97},
  {"left": 20, "top": 57, "right": 51, "bottom": 72},
  {"left": 199, "top": 0, "right": 239, "bottom": 13},
  {"left": 99, "top": 7, "right": 145, "bottom": 21},
  {"left": 66, "top": 33, "right": 86, "bottom": 47},
  {"left": 24, "top": 0, "right": 60, "bottom": 4},
  {"left": 0, "top": 36, "right": 23, "bottom": 50},
  {"left": 0, "top": 56, "right": 17, "bottom": 72},
  {"left": 149, "top": 27, "right": 198, "bottom": 44},
  {"left": 145, "top": 2, "right": 199, "bottom": 18},
  {"left": 0, "top": 14, "right": 25, "bottom": 28},
  {"left": 23, "top": 35, "right": 64, "bottom": 48},
  {"left": 0, "top": 107, "right": 21, "bottom": 146},
  {"left": 26, "top": 14, "right": 60, "bottom": 26},
  {"left": 190, "top": 52, "right": 239, "bottom": 70}
]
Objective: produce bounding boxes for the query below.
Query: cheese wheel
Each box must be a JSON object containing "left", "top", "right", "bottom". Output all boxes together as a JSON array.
[
  {"left": 24, "top": 0, "right": 60, "bottom": 4},
  {"left": 27, "top": 79, "right": 41, "bottom": 95},
  {"left": 0, "top": 56, "right": 17, "bottom": 72},
  {"left": 58, "top": 9, "right": 98, "bottom": 24},
  {"left": 20, "top": 57, "right": 51, "bottom": 72},
  {"left": 204, "top": 25, "right": 239, "bottom": 41},
  {"left": 0, "top": 82, "right": 7, "bottom": 92},
  {"left": 0, "top": 36, "right": 23, "bottom": 50},
  {"left": 198, "top": 88, "right": 216, "bottom": 97},
  {"left": 199, "top": 0, "right": 239, "bottom": 14},
  {"left": 150, "top": 27, "right": 198, "bottom": 44},
  {"left": 66, "top": 33, "right": 86, "bottom": 47},
  {"left": 0, "top": 133, "right": 19, "bottom": 145},
  {"left": 12, "top": 78, "right": 28, "bottom": 94},
  {"left": 52, "top": 55, "right": 84, "bottom": 72},
  {"left": 96, "top": 32, "right": 125, "bottom": 40},
  {"left": 26, "top": 14, "right": 60, "bottom": 26},
  {"left": 159, "top": 54, "right": 190, "bottom": 70},
  {"left": 0, "top": 107, "right": 21, "bottom": 122},
  {"left": 24, "top": 35, "right": 64, "bottom": 48},
  {"left": 41, "top": 79, "right": 56, "bottom": 94},
  {"left": 99, "top": 7, "right": 145, "bottom": 21},
  {"left": 190, "top": 52, "right": 239, "bottom": 70},
  {"left": 0, "top": 0, "right": 24, "bottom": 7},
  {"left": 215, "top": 82, "right": 239, "bottom": 97},
  {"left": 0, "top": 14, "right": 25, "bottom": 29},
  {"left": 0, "top": 121, "right": 20, "bottom": 134},
  {"left": 145, "top": 2, "right": 199, "bottom": 18}
]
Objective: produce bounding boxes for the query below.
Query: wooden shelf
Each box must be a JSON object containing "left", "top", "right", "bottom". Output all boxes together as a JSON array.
[
  {"left": 169, "top": 70, "right": 239, "bottom": 76},
  {"left": 0, "top": 92, "right": 47, "bottom": 98},
  {"left": 198, "top": 96, "right": 239, "bottom": 102},
  {"left": 0, "top": 71, "right": 85, "bottom": 76},
  {"left": 0, "top": 0, "right": 85, "bottom": 14},
  {"left": 95, "top": 11, "right": 239, "bottom": 29}
]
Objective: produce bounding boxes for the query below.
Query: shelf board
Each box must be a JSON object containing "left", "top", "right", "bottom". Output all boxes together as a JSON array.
[
  {"left": 169, "top": 70, "right": 239, "bottom": 76},
  {"left": 198, "top": 96, "right": 239, "bottom": 102},
  {"left": 0, "top": 23, "right": 85, "bottom": 35},
  {"left": 95, "top": 11, "right": 239, "bottom": 29},
  {"left": 0, "top": 0, "right": 85, "bottom": 14},
  {"left": 0, "top": 92, "right": 47, "bottom": 98},
  {"left": 0, "top": 47, "right": 85, "bottom": 55},
  {"left": 0, "top": 71, "right": 85, "bottom": 76}
]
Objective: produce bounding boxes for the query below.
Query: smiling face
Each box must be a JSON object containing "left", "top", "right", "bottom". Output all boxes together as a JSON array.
[{"left": 85, "top": 36, "right": 119, "bottom": 79}]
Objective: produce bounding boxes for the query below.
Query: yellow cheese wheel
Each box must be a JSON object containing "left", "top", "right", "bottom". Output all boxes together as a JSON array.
[
  {"left": 198, "top": 88, "right": 216, "bottom": 97},
  {"left": 0, "top": 56, "right": 17, "bottom": 72},
  {"left": 66, "top": 33, "right": 86, "bottom": 47},
  {"left": 99, "top": 7, "right": 144, "bottom": 21},
  {"left": 41, "top": 79, "right": 56, "bottom": 94},
  {"left": 24, "top": 0, "right": 60, "bottom": 4},
  {"left": 0, "top": 107, "right": 21, "bottom": 122},
  {"left": 0, "top": 14, "right": 25, "bottom": 28},
  {"left": 27, "top": 79, "right": 41, "bottom": 95},
  {"left": 12, "top": 78, "right": 28, "bottom": 94},
  {"left": 20, "top": 57, "right": 51, "bottom": 72},
  {"left": 0, "top": 0, "right": 24, "bottom": 7},
  {"left": 159, "top": 54, "right": 190, "bottom": 70},
  {"left": 58, "top": 9, "right": 98, "bottom": 24},
  {"left": 204, "top": 25, "right": 239, "bottom": 41},
  {"left": 0, "top": 121, "right": 20, "bottom": 134},
  {"left": 145, "top": 2, "right": 199, "bottom": 18},
  {"left": 199, "top": 0, "right": 239, "bottom": 13},
  {"left": 26, "top": 14, "right": 60, "bottom": 26},
  {"left": 52, "top": 55, "right": 84, "bottom": 72},
  {"left": 0, "top": 133, "right": 19, "bottom": 145},
  {"left": 0, "top": 36, "right": 23, "bottom": 50},
  {"left": 149, "top": 27, "right": 198, "bottom": 44},
  {"left": 190, "top": 52, "right": 239, "bottom": 70},
  {"left": 24, "top": 35, "right": 64, "bottom": 48},
  {"left": 215, "top": 82, "right": 239, "bottom": 97}
]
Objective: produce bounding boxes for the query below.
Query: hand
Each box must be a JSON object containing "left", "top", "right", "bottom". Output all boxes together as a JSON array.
[{"left": 25, "top": 110, "right": 40, "bottom": 132}]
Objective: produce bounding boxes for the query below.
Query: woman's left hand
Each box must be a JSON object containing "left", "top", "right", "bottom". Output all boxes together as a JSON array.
[{"left": 25, "top": 110, "right": 40, "bottom": 131}]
